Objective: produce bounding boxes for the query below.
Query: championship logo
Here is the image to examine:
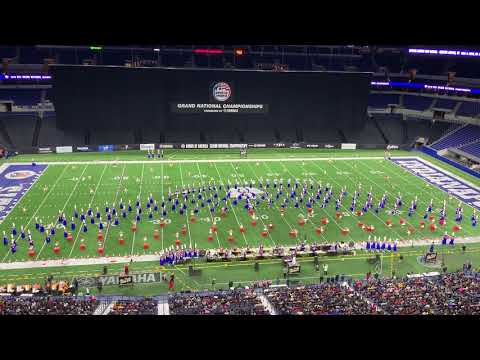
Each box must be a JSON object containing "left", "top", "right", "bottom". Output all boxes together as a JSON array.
[
  {"left": 212, "top": 82, "right": 231, "bottom": 102},
  {"left": 4, "top": 170, "right": 36, "bottom": 180}
]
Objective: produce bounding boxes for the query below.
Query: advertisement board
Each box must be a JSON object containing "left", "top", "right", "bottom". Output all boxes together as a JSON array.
[
  {"left": 341, "top": 143, "right": 357, "bottom": 150},
  {"left": 56, "top": 146, "right": 73, "bottom": 153},
  {"left": 98, "top": 145, "right": 113, "bottom": 152},
  {"left": 38, "top": 147, "right": 53, "bottom": 154},
  {"left": 140, "top": 143, "right": 155, "bottom": 151}
]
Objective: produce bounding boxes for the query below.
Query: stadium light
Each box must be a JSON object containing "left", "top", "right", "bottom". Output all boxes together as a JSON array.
[
  {"left": 153, "top": 48, "right": 160, "bottom": 52},
  {"left": 234, "top": 48, "right": 245, "bottom": 56}
]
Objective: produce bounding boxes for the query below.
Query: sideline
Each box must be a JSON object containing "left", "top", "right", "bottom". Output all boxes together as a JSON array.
[
  {"left": 5, "top": 156, "right": 386, "bottom": 165},
  {"left": 1, "top": 235, "right": 480, "bottom": 271}
]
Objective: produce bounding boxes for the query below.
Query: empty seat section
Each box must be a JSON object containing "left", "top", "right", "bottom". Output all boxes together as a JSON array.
[
  {"left": 403, "top": 95, "right": 433, "bottom": 111},
  {"left": 2, "top": 115, "right": 35, "bottom": 148},
  {"left": 434, "top": 98, "right": 457, "bottom": 110},
  {"left": 430, "top": 124, "right": 480, "bottom": 150},
  {"left": 368, "top": 93, "right": 400, "bottom": 108},
  {"left": 459, "top": 141, "right": 480, "bottom": 158},
  {"left": 456, "top": 102, "right": 480, "bottom": 117},
  {"left": 0, "top": 90, "right": 42, "bottom": 106}
]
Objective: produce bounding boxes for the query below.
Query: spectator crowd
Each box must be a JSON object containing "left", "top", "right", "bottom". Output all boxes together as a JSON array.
[
  {"left": 353, "top": 271, "right": 480, "bottom": 315},
  {"left": 169, "top": 289, "right": 269, "bottom": 315},
  {"left": 264, "top": 283, "right": 382, "bottom": 315},
  {"left": 0, "top": 296, "right": 98, "bottom": 315},
  {"left": 109, "top": 298, "right": 158, "bottom": 315},
  {"left": 0, "top": 272, "right": 478, "bottom": 315}
]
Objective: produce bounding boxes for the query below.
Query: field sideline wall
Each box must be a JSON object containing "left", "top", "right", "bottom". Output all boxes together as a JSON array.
[{"left": 420, "top": 145, "right": 480, "bottom": 180}]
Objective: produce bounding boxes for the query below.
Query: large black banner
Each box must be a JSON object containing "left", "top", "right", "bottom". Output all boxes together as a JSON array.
[{"left": 51, "top": 66, "right": 372, "bottom": 141}]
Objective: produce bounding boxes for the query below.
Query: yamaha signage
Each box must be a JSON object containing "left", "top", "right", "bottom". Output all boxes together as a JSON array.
[{"left": 76, "top": 272, "right": 164, "bottom": 287}]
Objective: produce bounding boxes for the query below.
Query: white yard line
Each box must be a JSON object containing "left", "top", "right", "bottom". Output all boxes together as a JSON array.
[
  {"left": 178, "top": 163, "right": 193, "bottom": 249},
  {"left": 6, "top": 157, "right": 385, "bottom": 166},
  {"left": 266, "top": 161, "right": 329, "bottom": 244},
  {"left": 308, "top": 160, "right": 405, "bottom": 240},
  {"left": 377, "top": 160, "right": 473, "bottom": 230},
  {"left": 274, "top": 159, "right": 356, "bottom": 243},
  {"left": 68, "top": 164, "right": 109, "bottom": 258},
  {"left": 2, "top": 234, "right": 480, "bottom": 271},
  {"left": 103, "top": 163, "right": 127, "bottom": 253},
  {"left": 243, "top": 161, "right": 302, "bottom": 246},
  {"left": 212, "top": 163, "right": 251, "bottom": 247},
  {"left": 2, "top": 165, "right": 70, "bottom": 262},
  {"left": 130, "top": 163, "right": 145, "bottom": 255},
  {"left": 195, "top": 163, "right": 222, "bottom": 248},
  {"left": 34, "top": 164, "right": 91, "bottom": 260},
  {"left": 244, "top": 161, "right": 296, "bottom": 237},
  {"left": 260, "top": 161, "right": 329, "bottom": 244},
  {"left": 161, "top": 162, "right": 164, "bottom": 251}
]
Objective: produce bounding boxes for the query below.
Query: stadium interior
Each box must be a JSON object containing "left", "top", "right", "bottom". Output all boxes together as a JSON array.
[{"left": 1, "top": 45, "right": 480, "bottom": 315}]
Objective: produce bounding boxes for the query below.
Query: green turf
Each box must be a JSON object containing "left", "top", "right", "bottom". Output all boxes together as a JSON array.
[
  {"left": 3, "top": 148, "right": 410, "bottom": 162},
  {"left": 1, "top": 148, "right": 479, "bottom": 295},
  {"left": 1, "top": 243, "right": 478, "bottom": 295},
  {"left": 2, "top": 151, "right": 479, "bottom": 261}
]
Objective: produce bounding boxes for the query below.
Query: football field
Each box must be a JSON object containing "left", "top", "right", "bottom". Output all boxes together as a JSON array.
[{"left": 2, "top": 148, "right": 480, "bottom": 266}]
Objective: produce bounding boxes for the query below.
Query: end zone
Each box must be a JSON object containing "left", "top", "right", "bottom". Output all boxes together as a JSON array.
[
  {"left": 0, "top": 164, "right": 48, "bottom": 223},
  {"left": 391, "top": 156, "right": 480, "bottom": 210}
]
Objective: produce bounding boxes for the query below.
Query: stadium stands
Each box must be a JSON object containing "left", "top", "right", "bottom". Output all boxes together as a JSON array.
[
  {"left": 368, "top": 93, "right": 400, "bottom": 108},
  {"left": 404, "top": 117, "right": 433, "bottom": 143},
  {"left": 109, "top": 299, "right": 158, "bottom": 315},
  {"left": 456, "top": 101, "right": 480, "bottom": 117},
  {"left": 0, "top": 271, "right": 479, "bottom": 315},
  {"left": 434, "top": 97, "right": 458, "bottom": 110},
  {"left": 169, "top": 289, "right": 269, "bottom": 315},
  {"left": 2, "top": 115, "right": 36, "bottom": 148},
  {"left": 373, "top": 115, "right": 405, "bottom": 144},
  {"left": 459, "top": 140, "right": 480, "bottom": 158},
  {"left": 353, "top": 272, "right": 480, "bottom": 315},
  {"left": 402, "top": 95, "right": 433, "bottom": 111},
  {"left": 430, "top": 124, "right": 480, "bottom": 150},
  {"left": 0, "top": 89, "right": 43, "bottom": 106},
  {"left": 264, "top": 283, "right": 381, "bottom": 315},
  {"left": 0, "top": 296, "right": 98, "bottom": 315}
]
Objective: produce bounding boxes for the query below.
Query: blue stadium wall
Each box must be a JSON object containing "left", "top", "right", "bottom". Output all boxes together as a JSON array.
[{"left": 420, "top": 145, "right": 480, "bottom": 179}]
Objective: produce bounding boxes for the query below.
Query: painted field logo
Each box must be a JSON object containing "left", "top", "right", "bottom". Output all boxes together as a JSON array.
[
  {"left": 391, "top": 157, "right": 480, "bottom": 209},
  {"left": 229, "top": 187, "right": 264, "bottom": 199},
  {"left": 212, "top": 82, "right": 231, "bottom": 102},
  {"left": 4, "top": 170, "right": 36, "bottom": 180}
]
